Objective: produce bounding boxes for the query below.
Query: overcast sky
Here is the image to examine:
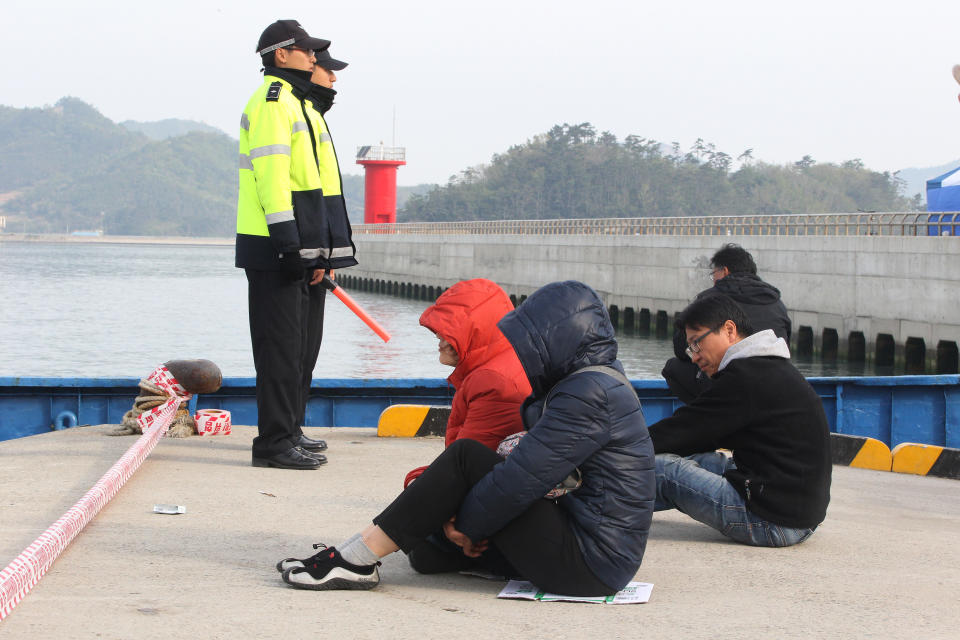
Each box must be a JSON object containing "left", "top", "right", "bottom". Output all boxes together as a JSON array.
[{"left": 2, "top": 0, "right": 959, "bottom": 186}]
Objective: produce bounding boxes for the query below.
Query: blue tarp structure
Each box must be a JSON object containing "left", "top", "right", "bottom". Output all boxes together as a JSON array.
[{"left": 926, "top": 165, "right": 960, "bottom": 235}]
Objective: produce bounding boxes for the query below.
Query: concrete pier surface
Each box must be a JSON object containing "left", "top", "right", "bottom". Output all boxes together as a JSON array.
[{"left": 1, "top": 425, "right": 958, "bottom": 639}]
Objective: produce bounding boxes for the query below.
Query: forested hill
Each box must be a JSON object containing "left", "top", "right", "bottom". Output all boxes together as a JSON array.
[
  {"left": 400, "top": 123, "right": 921, "bottom": 222},
  {"left": 0, "top": 98, "right": 144, "bottom": 193},
  {"left": 120, "top": 118, "right": 224, "bottom": 140},
  {"left": 0, "top": 103, "right": 922, "bottom": 235},
  {"left": 0, "top": 98, "right": 426, "bottom": 236},
  {"left": 0, "top": 98, "right": 237, "bottom": 236}
]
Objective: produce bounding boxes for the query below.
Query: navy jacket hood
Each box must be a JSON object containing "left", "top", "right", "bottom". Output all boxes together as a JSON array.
[{"left": 497, "top": 281, "right": 618, "bottom": 397}]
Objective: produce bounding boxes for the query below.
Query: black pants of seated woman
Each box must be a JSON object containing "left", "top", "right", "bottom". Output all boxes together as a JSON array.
[
  {"left": 407, "top": 533, "right": 518, "bottom": 578},
  {"left": 372, "top": 439, "right": 613, "bottom": 596}
]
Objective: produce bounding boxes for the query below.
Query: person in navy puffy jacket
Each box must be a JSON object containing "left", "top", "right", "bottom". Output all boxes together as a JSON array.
[{"left": 277, "top": 280, "right": 656, "bottom": 596}]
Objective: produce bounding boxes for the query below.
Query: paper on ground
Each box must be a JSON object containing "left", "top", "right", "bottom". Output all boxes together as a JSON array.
[{"left": 498, "top": 579, "right": 653, "bottom": 604}]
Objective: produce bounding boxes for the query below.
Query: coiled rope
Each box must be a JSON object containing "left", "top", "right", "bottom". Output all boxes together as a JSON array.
[{"left": 113, "top": 379, "right": 195, "bottom": 438}]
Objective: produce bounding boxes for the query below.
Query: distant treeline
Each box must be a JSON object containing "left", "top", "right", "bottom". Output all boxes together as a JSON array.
[
  {"left": 400, "top": 123, "right": 921, "bottom": 221},
  {"left": 0, "top": 102, "right": 919, "bottom": 235},
  {"left": 0, "top": 97, "right": 427, "bottom": 236}
]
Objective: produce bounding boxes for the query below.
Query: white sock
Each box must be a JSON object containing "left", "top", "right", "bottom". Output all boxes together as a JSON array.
[{"left": 338, "top": 533, "right": 379, "bottom": 566}]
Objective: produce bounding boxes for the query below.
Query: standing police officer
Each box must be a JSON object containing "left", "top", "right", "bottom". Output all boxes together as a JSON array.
[{"left": 237, "top": 20, "right": 357, "bottom": 469}]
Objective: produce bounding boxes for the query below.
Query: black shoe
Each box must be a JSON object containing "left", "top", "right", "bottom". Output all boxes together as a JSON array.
[
  {"left": 297, "top": 434, "right": 328, "bottom": 452},
  {"left": 252, "top": 447, "right": 323, "bottom": 470},
  {"left": 276, "top": 542, "right": 330, "bottom": 573},
  {"left": 297, "top": 447, "right": 328, "bottom": 464},
  {"left": 282, "top": 545, "right": 380, "bottom": 591}
]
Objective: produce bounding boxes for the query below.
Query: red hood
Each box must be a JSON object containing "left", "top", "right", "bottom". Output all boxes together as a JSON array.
[{"left": 419, "top": 279, "right": 516, "bottom": 389}]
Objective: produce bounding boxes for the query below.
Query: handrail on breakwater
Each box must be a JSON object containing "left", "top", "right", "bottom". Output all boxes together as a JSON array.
[{"left": 353, "top": 212, "right": 959, "bottom": 237}]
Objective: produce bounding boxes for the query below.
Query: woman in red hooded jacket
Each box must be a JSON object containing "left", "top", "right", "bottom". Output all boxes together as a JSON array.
[
  {"left": 403, "top": 278, "right": 531, "bottom": 488},
  {"left": 401, "top": 278, "right": 531, "bottom": 575}
]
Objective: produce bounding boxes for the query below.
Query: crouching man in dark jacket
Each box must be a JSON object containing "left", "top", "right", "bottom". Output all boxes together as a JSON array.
[
  {"left": 277, "top": 281, "right": 656, "bottom": 595},
  {"left": 663, "top": 243, "right": 791, "bottom": 404},
  {"left": 648, "top": 294, "right": 831, "bottom": 547}
]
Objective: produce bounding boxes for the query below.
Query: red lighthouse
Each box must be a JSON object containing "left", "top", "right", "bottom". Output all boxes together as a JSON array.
[{"left": 356, "top": 144, "right": 406, "bottom": 224}]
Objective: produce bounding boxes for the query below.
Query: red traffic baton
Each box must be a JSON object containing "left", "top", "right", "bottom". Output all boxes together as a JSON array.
[{"left": 321, "top": 275, "right": 391, "bottom": 342}]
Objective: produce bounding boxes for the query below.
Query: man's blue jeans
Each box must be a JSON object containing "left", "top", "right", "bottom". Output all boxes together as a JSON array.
[{"left": 655, "top": 452, "right": 816, "bottom": 547}]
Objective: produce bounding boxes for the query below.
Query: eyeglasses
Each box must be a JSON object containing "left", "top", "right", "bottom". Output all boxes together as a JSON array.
[
  {"left": 284, "top": 46, "right": 315, "bottom": 57},
  {"left": 685, "top": 329, "right": 714, "bottom": 357}
]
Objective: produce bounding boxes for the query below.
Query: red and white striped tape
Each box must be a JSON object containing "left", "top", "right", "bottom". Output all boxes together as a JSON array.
[
  {"left": 0, "top": 366, "right": 185, "bottom": 621},
  {"left": 194, "top": 409, "right": 231, "bottom": 436},
  {"left": 144, "top": 365, "right": 189, "bottom": 399},
  {"left": 143, "top": 365, "right": 191, "bottom": 439}
]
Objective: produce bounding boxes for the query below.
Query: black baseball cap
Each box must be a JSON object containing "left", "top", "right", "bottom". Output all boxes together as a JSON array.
[
  {"left": 257, "top": 20, "right": 330, "bottom": 57},
  {"left": 314, "top": 49, "right": 348, "bottom": 71}
]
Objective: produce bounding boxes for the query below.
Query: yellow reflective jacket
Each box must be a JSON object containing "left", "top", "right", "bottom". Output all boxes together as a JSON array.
[{"left": 236, "top": 68, "right": 357, "bottom": 270}]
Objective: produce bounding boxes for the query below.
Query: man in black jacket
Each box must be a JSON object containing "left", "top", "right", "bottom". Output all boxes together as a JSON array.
[
  {"left": 662, "top": 243, "right": 791, "bottom": 404},
  {"left": 648, "top": 294, "right": 831, "bottom": 547}
]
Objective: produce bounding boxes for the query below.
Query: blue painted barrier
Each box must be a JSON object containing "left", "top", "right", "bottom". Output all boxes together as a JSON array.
[{"left": 1, "top": 375, "right": 957, "bottom": 448}]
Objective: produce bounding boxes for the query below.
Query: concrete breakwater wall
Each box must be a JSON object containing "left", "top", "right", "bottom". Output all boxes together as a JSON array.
[{"left": 340, "top": 234, "right": 960, "bottom": 373}]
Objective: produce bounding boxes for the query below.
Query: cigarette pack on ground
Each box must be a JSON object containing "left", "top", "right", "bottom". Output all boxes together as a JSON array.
[
  {"left": 153, "top": 504, "right": 186, "bottom": 515},
  {"left": 194, "top": 409, "right": 232, "bottom": 436}
]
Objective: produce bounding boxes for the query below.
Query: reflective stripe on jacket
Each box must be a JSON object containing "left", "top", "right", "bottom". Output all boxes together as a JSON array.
[{"left": 236, "top": 72, "right": 357, "bottom": 270}]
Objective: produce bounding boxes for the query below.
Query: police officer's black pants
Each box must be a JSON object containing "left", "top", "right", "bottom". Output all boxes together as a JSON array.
[
  {"left": 246, "top": 269, "right": 325, "bottom": 457},
  {"left": 373, "top": 439, "right": 614, "bottom": 596}
]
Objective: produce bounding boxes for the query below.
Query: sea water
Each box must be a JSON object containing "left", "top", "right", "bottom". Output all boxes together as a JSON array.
[{"left": 0, "top": 241, "right": 869, "bottom": 379}]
